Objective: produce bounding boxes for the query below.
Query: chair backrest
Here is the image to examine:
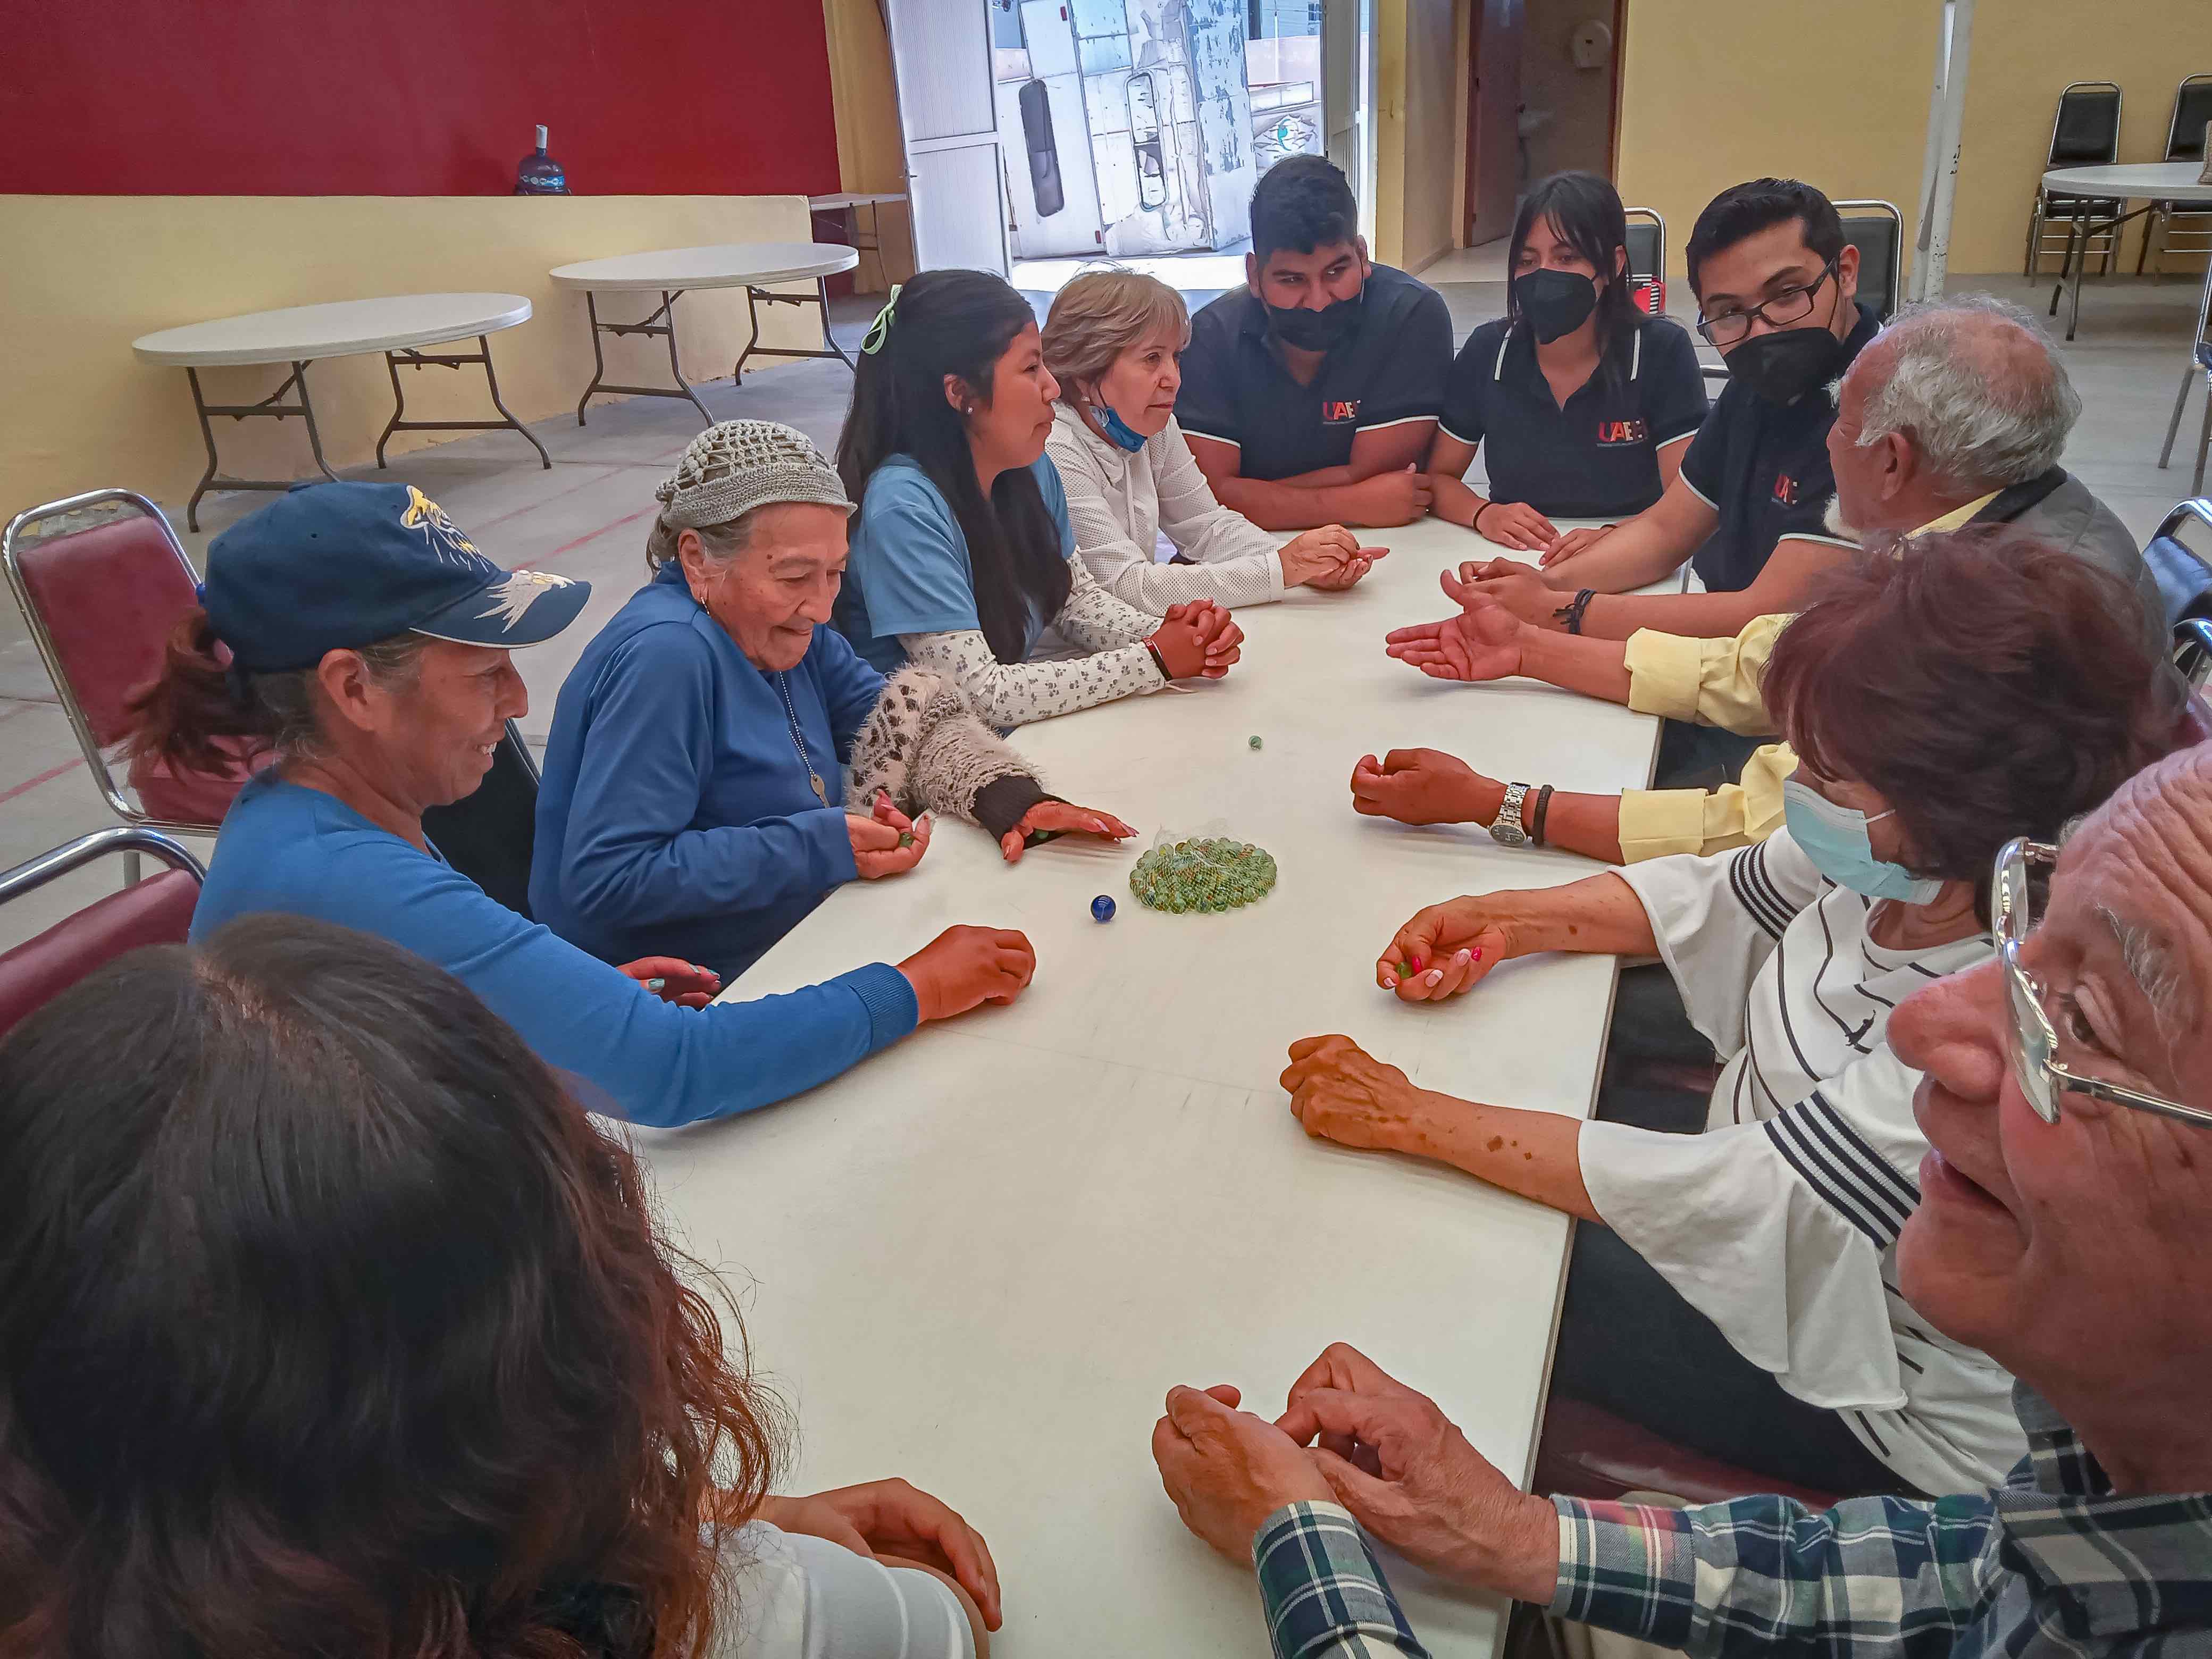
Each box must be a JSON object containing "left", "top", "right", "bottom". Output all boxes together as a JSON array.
[
  {"left": 1834, "top": 199, "right": 1904, "bottom": 324},
  {"left": 421, "top": 720, "right": 540, "bottom": 920},
  {"left": 2, "top": 490, "right": 211, "bottom": 826},
  {"left": 1621, "top": 207, "right": 1666, "bottom": 315},
  {"left": 2050, "top": 81, "right": 2123, "bottom": 167},
  {"left": 2168, "top": 74, "right": 2212, "bottom": 161},
  {"left": 0, "top": 826, "right": 205, "bottom": 1037},
  {"left": 2146, "top": 499, "right": 2212, "bottom": 628}
]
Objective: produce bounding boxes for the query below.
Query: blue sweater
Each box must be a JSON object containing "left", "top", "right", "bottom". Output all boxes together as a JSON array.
[
  {"left": 191, "top": 772, "right": 917, "bottom": 1128},
  {"left": 531, "top": 564, "right": 884, "bottom": 979}
]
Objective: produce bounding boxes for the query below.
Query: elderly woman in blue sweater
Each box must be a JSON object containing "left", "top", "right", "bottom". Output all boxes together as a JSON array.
[
  {"left": 131, "top": 480, "right": 1038, "bottom": 1130},
  {"left": 532, "top": 422, "right": 1132, "bottom": 982}
]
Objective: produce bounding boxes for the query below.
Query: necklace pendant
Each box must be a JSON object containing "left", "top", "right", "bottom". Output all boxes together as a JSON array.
[{"left": 809, "top": 771, "right": 827, "bottom": 805}]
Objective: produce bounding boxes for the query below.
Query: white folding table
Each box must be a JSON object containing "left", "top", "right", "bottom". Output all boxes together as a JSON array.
[
  {"left": 132, "top": 294, "right": 546, "bottom": 531},
  {"left": 810, "top": 190, "right": 908, "bottom": 283},
  {"left": 2038, "top": 162, "right": 2212, "bottom": 339},
  {"left": 547, "top": 242, "right": 861, "bottom": 427},
  {"left": 631, "top": 518, "right": 1673, "bottom": 1656}
]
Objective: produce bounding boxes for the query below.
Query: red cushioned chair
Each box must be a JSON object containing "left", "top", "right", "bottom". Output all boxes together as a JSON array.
[
  {"left": 0, "top": 826, "right": 206, "bottom": 1037},
  {"left": 1532, "top": 1397, "right": 1844, "bottom": 1510},
  {"left": 2, "top": 489, "right": 267, "bottom": 843}
]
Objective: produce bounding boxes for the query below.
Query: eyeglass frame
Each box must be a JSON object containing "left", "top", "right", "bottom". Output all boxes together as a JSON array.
[
  {"left": 1695, "top": 255, "right": 1840, "bottom": 348},
  {"left": 1991, "top": 836, "right": 2212, "bottom": 1129}
]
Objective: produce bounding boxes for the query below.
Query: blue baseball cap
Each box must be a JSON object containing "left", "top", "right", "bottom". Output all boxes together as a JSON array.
[{"left": 203, "top": 482, "right": 590, "bottom": 673}]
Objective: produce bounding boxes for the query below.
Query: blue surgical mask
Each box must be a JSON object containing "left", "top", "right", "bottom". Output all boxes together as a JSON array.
[
  {"left": 1782, "top": 778, "right": 1945, "bottom": 903},
  {"left": 1088, "top": 401, "right": 1148, "bottom": 453}
]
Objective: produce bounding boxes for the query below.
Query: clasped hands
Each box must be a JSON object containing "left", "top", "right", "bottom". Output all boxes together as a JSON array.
[
  {"left": 1151, "top": 1341, "right": 1559, "bottom": 1605},
  {"left": 1280, "top": 524, "right": 1389, "bottom": 591},
  {"left": 1148, "top": 599, "right": 1244, "bottom": 679}
]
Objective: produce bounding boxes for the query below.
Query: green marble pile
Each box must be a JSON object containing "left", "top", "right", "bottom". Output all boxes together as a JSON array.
[{"left": 1129, "top": 836, "right": 1278, "bottom": 914}]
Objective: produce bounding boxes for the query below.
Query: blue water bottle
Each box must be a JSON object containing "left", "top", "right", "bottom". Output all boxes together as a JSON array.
[{"left": 515, "top": 125, "right": 569, "bottom": 195}]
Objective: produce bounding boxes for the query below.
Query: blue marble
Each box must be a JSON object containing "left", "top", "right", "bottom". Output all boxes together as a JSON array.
[{"left": 1091, "top": 894, "right": 1117, "bottom": 923}]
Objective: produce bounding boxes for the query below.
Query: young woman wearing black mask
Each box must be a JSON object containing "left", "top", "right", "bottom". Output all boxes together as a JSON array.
[
  {"left": 836, "top": 269, "right": 1240, "bottom": 726},
  {"left": 1428, "top": 172, "right": 1709, "bottom": 552}
]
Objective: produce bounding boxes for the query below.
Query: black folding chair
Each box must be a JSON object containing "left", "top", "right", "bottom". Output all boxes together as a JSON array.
[
  {"left": 421, "top": 720, "right": 540, "bottom": 920},
  {"left": 1836, "top": 199, "right": 1904, "bottom": 323},
  {"left": 1622, "top": 206, "right": 1666, "bottom": 316},
  {"left": 2024, "top": 81, "right": 2125, "bottom": 279},
  {"left": 2143, "top": 499, "right": 2212, "bottom": 627},
  {"left": 2139, "top": 74, "right": 2212, "bottom": 278}
]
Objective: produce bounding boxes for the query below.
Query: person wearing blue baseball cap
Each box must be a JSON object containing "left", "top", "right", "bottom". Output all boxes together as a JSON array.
[{"left": 125, "top": 481, "right": 1038, "bottom": 1128}]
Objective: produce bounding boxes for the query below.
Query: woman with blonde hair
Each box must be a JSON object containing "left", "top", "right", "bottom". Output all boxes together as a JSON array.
[{"left": 1042, "top": 269, "right": 1382, "bottom": 612}]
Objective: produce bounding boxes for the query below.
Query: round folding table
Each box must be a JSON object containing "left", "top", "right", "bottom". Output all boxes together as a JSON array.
[
  {"left": 547, "top": 242, "right": 861, "bottom": 427},
  {"left": 2038, "top": 162, "right": 2212, "bottom": 339},
  {"left": 132, "top": 293, "right": 546, "bottom": 530}
]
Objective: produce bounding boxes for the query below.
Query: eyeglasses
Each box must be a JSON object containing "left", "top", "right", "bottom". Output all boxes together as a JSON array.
[
  {"left": 1991, "top": 837, "right": 2212, "bottom": 1128},
  {"left": 1696, "top": 257, "right": 1838, "bottom": 348}
]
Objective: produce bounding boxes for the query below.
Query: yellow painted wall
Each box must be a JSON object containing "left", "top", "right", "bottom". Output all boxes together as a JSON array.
[
  {"left": 0, "top": 194, "right": 820, "bottom": 520},
  {"left": 1613, "top": 0, "right": 1941, "bottom": 286},
  {"left": 820, "top": 0, "right": 917, "bottom": 292},
  {"left": 1949, "top": 0, "right": 2211, "bottom": 275},
  {"left": 1376, "top": 0, "right": 1469, "bottom": 271}
]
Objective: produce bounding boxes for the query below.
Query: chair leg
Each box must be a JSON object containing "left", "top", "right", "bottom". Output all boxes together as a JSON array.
[
  {"left": 2164, "top": 366, "right": 2194, "bottom": 468},
  {"left": 2196, "top": 374, "right": 2212, "bottom": 496},
  {"left": 2024, "top": 196, "right": 2047, "bottom": 279}
]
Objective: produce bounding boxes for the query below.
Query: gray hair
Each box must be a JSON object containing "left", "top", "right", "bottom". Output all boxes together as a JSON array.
[
  {"left": 254, "top": 634, "right": 429, "bottom": 758},
  {"left": 1848, "top": 294, "right": 2080, "bottom": 491},
  {"left": 643, "top": 508, "right": 757, "bottom": 573}
]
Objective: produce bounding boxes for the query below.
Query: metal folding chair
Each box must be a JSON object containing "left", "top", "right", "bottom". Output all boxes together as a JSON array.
[
  {"left": 2139, "top": 74, "right": 2212, "bottom": 278},
  {"left": 2024, "top": 82, "right": 2125, "bottom": 278},
  {"left": 0, "top": 825, "right": 205, "bottom": 1035},
  {"left": 1622, "top": 206, "right": 1666, "bottom": 316},
  {"left": 1835, "top": 199, "right": 1905, "bottom": 323},
  {"left": 1, "top": 489, "right": 266, "bottom": 859},
  {"left": 2159, "top": 258, "right": 2212, "bottom": 493}
]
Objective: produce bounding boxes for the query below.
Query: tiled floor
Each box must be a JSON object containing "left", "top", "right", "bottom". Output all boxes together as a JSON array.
[{"left": 3, "top": 271, "right": 2207, "bottom": 950}]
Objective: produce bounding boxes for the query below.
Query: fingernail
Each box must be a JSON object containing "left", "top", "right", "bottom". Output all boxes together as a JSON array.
[
  {"left": 1425, "top": 970, "right": 1442, "bottom": 986},
  {"left": 1382, "top": 975, "right": 1398, "bottom": 989},
  {"left": 1454, "top": 949, "right": 1470, "bottom": 964},
  {"left": 1410, "top": 956, "right": 1424, "bottom": 973},
  {"left": 646, "top": 978, "right": 666, "bottom": 992},
  {"left": 1471, "top": 947, "right": 1483, "bottom": 962}
]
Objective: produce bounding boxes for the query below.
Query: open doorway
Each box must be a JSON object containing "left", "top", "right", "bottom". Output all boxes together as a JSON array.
[
  {"left": 995, "top": 0, "right": 1358, "bottom": 299},
  {"left": 1453, "top": 0, "right": 1623, "bottom": 276}
]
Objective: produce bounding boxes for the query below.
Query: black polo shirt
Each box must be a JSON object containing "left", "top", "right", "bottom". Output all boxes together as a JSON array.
[
  {"left": 1176, "top": 263, "right": 1452, "bottom": 480},
  {"left": 1678, "top": 303, "right": 1881, "bottom": 592},
  {"left": 1440, "top": 314, "right": 1708, "bottom": 519}
]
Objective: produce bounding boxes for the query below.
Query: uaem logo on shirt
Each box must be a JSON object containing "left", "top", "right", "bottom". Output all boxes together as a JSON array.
[
  {"left": 1320, "top": 398, "right": 1361, "bottom": 425},
  {"left": 1596, "top": 418, "right": 1648, "bottom": 446},
  {"left": 1771, "top": 472, "right": 1801, "bottom": 506}
]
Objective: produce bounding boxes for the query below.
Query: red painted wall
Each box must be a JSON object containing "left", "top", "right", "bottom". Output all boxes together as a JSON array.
[{"left": 2, "top": 0, "right": 842, "bottom": 197}]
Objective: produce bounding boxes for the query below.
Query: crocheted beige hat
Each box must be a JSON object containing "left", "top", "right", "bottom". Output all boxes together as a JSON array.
[{"left": 652, "top": 420, "right": 854, "bottom": 529}]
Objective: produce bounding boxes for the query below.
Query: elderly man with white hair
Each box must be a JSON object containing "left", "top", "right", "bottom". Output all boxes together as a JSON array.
[
  {"left": 1154, "top": 741, "right": 2212, "bottom": 1659},
  {"left": 1359, "top": 294, "right": 2165, "bottom": 866}
]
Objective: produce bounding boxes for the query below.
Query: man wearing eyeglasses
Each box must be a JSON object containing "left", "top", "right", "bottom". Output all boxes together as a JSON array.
[
  {"left": 1460, "top": 180, "right": 1874, "bottom": 648},
  {"left": 1150, "top": 747, "right": 2212, "bottom": 1659}
]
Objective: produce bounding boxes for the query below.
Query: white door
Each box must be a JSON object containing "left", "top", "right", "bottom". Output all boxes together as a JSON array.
[{"left": 884, "top": 0, "right": 1010, "bottom": 276}]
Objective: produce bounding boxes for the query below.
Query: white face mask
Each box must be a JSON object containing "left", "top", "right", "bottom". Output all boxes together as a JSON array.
[{"left": 1782, "top": 778, "right": 1944, "bottom": 903}]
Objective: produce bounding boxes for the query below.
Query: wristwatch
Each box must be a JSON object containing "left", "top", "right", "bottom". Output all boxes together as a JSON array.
[{"left": 1489, "top": 782, "right": 1532, "bottom": 847}]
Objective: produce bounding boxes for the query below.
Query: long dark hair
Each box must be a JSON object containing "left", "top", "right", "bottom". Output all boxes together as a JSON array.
[
  {"left": 0, "top": 916, "right": 778, "bottom": 1659},
  {"left": 836, "top": 269, "right": 1070, "bottom": 664},
  {"left": 1505, "top": 171, "right": 1639, "bottom": 383}
]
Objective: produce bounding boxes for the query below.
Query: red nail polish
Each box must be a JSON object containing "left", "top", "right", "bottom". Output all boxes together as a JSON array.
[
  {"left": 1472, "top": 948, "right": 1483, "bottom": 962},
  {"left": 1410, "top": 956, "right": 1425, "bottom": 973}
]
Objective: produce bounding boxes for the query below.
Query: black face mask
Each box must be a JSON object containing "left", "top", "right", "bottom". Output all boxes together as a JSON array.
[
  {"left": 1268, "top": 284, "right": 1364, "bottom": 353},
  {"left": 1723, "top": 321, "right": 1849, "bottom": 406},
  {"left": 1512, "top": 269, "right": 1598, "bottom": 344}
]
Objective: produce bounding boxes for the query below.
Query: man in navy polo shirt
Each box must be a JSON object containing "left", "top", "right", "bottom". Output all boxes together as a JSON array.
[
  {"left": 1467, "top": 179, "right": 1875, "bottom": 643},
  {"left": 1177, "top": 155, "right": 1453, "bottom": 530}
]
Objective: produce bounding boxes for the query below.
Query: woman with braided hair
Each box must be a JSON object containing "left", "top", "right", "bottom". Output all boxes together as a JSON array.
[{"left": 532, "top": 420, "right": 1133, "bottom": 981}]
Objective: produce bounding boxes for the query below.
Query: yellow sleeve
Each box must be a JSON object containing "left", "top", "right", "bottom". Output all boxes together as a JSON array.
[
  {"left": 1617, "top": 741, "right": 1796, "bottom": 862},
  {"left": 1621, "top": 614, "right": 1792, "bottom": 735}
]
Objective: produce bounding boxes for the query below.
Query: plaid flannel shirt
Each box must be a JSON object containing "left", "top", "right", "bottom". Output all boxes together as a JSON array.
[
  {"left": 1253, "top": 1502, "right": 1430, "bottom": 1658},
  {"left": 1550, "top": 1383, "right": 2212, "bottom": 1657}
]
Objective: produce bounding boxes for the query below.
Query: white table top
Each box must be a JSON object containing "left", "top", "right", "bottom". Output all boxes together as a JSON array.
[
  {"left": 132, "top": 292, "right": 532, "bottom": 367},
  {"left": 811, "top": 191, "right": 908, "bottom": 208},
  {"left": 547, "top": 241, "right": 860, "bottom": 293},
  {"left": 633, "top": 520, "right": 1669, "bottom": 1656},
  {"left": 2041, "top": 161, "right": 2212, "bottom": 203}
]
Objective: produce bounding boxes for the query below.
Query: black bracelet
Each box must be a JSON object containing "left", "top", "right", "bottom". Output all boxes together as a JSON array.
[
  {"left": 1144, "top": 638, "right": 1172, "bottom": 681},
  {"left": 1554, "top": 588, "right": 1596, "bottom": 635},
  {"left": 1530, "top": 784, "right": 1555, "bottom": 848},
  {"left": 1472, "top": 501, "right": 1493, "bottom": 535}
]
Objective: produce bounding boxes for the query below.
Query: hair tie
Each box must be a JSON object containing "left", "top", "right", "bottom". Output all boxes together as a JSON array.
[{"left": 861, "top": 284, "right": 902, "bottom": 356}]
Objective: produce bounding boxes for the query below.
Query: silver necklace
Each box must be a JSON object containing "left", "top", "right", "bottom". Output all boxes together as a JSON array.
[{"left": 774, "top": 672, "right": 828, "bottom": 805}]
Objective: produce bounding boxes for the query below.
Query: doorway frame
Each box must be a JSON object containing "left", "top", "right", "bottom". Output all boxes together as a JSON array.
[{"left": 1462, "top": 0, "right": 1629, "bottom": 247}]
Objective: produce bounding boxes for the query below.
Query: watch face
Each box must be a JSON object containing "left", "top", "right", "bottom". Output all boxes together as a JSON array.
[{"left": 1490, "top": 782, "right": 1530, "bottom": 846}]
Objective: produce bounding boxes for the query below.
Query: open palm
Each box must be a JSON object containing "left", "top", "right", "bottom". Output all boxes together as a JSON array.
[{"left": 1384, "top": 598, "right": 1523, "bottom": 682}]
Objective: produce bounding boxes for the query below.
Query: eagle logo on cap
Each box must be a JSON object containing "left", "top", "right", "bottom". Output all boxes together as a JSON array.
[
  {"left": 476, "top": 567, "right": 577, "bottom": 626},
  {"left": 400, "top": 486, "right": 485, "bottom": 567}
]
